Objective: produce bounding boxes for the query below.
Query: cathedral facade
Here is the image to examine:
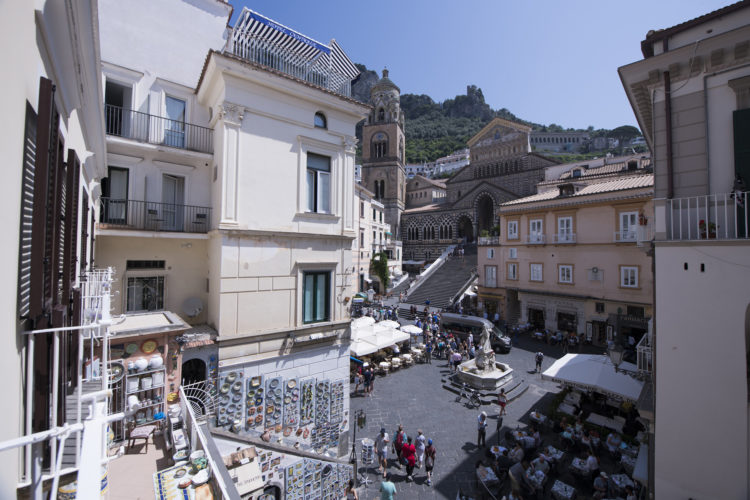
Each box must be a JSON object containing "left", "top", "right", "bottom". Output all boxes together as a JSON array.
[{"left": 400, "top": 118, "right": 559, "bottom": 261}]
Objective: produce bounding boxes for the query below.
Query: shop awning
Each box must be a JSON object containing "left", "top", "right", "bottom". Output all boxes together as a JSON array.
[
  {"left": 399, "top": 324, "right": 423, "bottom": 335},
  {"left": 541, "top": 354, "right": 644, "bottom": 402},
  {"left": 350, "top": 320, "right": 409, "bottom": 356},
  {"left": 633, "top": 444, "right": 648, "bottom": 486}
]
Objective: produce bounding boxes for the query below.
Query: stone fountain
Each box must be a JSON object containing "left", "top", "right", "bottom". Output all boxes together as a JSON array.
[{"left": 456, "top": 324, "right": 514, "bottom": 391}]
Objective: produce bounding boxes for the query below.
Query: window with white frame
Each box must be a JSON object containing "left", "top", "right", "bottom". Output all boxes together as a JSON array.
[
  {"left": 619, "top": 211, "right": 638, "bottom": 240},
  {"left": 507, "top": 220, "right": 519, "bottom": 239},
  {"left": 487, "top": 248, "right": 495, "bottom": 259},
  {"left": 529, "top": 219, "right": 543, "bottom": 243},
  {"left": 306, "top": 153, "right": 330, "bottom": 213},
  {"left": 558, "top": 264, "right": 573, "bottom": 284},
  {"left": 126, "top": 276, "right": 165, "bottom": 312},
  {"left": 507, "top": 262, "right": 518, "bottom": 280},
  {"left": 509, "top": 248, "right": 517, "bottom": 259},
  {"left": 485, "top": 265, "right": 497, "bottom": 287},
  {"left": 530, "top": 263, "right": 543, "bottom": 282},
  {"left": 303, "top": 271, "right": 330, "bottom": 323},
  {"left": 558, "top": 216, "right": 573, "bottom": 242},
  {"left": 620, "top": 266, "right": 638, "bottom": 288}
]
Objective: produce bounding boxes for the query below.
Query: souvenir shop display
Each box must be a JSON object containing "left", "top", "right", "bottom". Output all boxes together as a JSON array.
[
  {"left": 216, "top": 370, "right": 244, "bottom": 428},
  {"left": 283, "top": 377, "right": 299, "bottom": 429},
  {"left": 314, "top": 380, "right": 330, "bottom": 427},
  {"left": 264, "top": 376, "right": 283, "bottom": 430},
  {"left": 300, "top": 378, "right": 315, "bottom": 426},
  {"left": 246, "top": 375, "right": 264, "bottom": 431},
  {"left": 328, "top": 380, "right": 344, "bottom": 425}
]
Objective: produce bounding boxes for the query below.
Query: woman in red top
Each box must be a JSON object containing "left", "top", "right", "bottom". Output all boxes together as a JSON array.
[{"left": 402, "top": 436, "right": 416, "bottom": 482}]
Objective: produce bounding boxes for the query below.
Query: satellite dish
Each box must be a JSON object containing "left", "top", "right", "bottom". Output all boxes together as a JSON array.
[
  {"left": 182, "top": 297, "right": 204, "bottom": 318},
  {"left": 592, "top": 267, "right": 599, "bottom": 274}
]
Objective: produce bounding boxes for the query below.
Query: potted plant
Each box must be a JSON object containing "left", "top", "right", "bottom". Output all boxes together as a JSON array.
[{"left": 699, "top": 219, "right": 717, "bottom": 239}]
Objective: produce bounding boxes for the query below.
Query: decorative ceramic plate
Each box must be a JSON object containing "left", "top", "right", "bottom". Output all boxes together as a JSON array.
[
  {"left": 220, "top": 384, "right": 230, "bottom": 394},
  {"left": 141, "top": 340, "right": 157, "bottom": 354},
  {"left": 266, "top": 406, "right": 274, "bottom": 414},
  {"left": 287, "top": 380, "right": 296, "bottom": 389},
  {"left": 226, "top": 372, "right": 237, "bottom": 382},
  {"left": 303, "top": 428, "right": 310, "bottom": 439},
  {"left": 125, "top": 343, "right": 139, "bottom": 355},
  {"left": 284, "top": 427, "right": 292, "bottom": 437},
  {"left": 232, "top": 381, "right": 242, "bottom": 392},
  {"left": 251, "top": 377, "right": 261, "bottom": 387},
  {"left": 284, "top": 396, "right": 291, "bottom": 404},
  {"left": 248, "top": 407, "right": 255, "bottom": 416},
  {"left": 296, "top": 428, "right": 303, "bottom": 436},
  {"left": 255, "top": 415, "right": 263, "bottom": 424},
  {"left": 173, "top": 468, "right": 187, "bottom": 479},
  {"left": 178, "top": 478, "right": 192, "bottom": 489},
  {"left": 270, "top": 379, "right": 279, "bottom": 388}
]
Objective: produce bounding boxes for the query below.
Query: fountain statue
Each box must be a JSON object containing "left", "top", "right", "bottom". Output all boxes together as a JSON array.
[
  {"left": 474, "top": 323, "right": 496, "bottom": 371},
  {"left": 456, "top": 323, "right": 514, "bottom": 390}
]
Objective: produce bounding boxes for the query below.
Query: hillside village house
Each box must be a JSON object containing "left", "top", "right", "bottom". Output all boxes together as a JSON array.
[
  {"left": 620, "top": 2, "right": 750, "bottom": 498},
  {"left": 477, "top": 157, "right": 654, "bottom": 346}
]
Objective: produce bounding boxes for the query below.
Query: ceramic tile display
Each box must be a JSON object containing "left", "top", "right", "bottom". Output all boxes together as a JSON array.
[
  {"left": 299, "top": 378, "right": 315, "bottom": 426},
  {"left": 328, "top": 380, "right": 344, "bottom": 425},
  {"left": 264, "top": 376, "right": 283, "bottom": 430},
  {"left": 217, "top": 370, "right": 244, "bottom": 428},
  {"left": 285, "top": 460, "right": 305, "bottom": 500},
  {"left": 314, "top": 380, "right": 330, "bottom": 427},
  {"left": 283, "top": 377, "right": 300, "bottom": 430},
  {"left": 310, "top": 422, "right": 339, "bottom": 452},
  {"left": 303, "top": 458, "right": 322, "bottom": 500},
  {"left": 245, "top": 375, "right": 264, "bottom": 431},
  {"left": 282, "top": 455, "right": 353, "bottom": 500}
]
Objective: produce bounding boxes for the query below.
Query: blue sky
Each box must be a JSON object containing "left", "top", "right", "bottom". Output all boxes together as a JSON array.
[{"left": 230, "top": 0, "right": 732, "bottom": 130}]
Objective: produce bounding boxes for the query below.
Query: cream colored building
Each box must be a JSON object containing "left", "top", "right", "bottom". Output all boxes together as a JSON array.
[
  {"left": 405, "top": 175, "right": 447, "bottom": 209},
  {"left": 620, "top": 3, "right": 750, "bottom": 498},
  {"left": 477, "top": 162, "right": 654, "bottom": 346},
  {"left": 355, "top": 184, "right": 402, "bottom": 293}
]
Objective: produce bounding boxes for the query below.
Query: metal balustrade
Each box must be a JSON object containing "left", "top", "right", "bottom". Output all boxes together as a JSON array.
[
  {"left": 665, "top": 191, "right": 749, "bottom": 241},
  {"left": 104, "top": 104, "right": 213, "bottom": 154},
  {"left": 636, "top": 332, "right": 653, "bottom": 375},
  {"left": 613, "top": 230, "right": 638, "bottom": 242},
  {"left": 99, "top": 198, "right": 212, "bottom": 233},
  {"left": 477, "top": 236, "right": 500, "bottom": 246},
  {"left": 225, "top": 35, "right": 352, "bottom": 97},
  {"left": 526, "top": 234, "right": 546, "bottom": 244},
  {"left": 553, "top": 233, "right": 576, "bottom": 244}
]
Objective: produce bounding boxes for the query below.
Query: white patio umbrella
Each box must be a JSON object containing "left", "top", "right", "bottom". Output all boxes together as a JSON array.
[
  {"left": 377, "top": 320, "right": 401, "bottom": 329},
  {"left": 400, "top": 324, "right": 423, "bottom": 336},
  {"left": 541, "top": 353, "right": 644, "bottom": 402}
]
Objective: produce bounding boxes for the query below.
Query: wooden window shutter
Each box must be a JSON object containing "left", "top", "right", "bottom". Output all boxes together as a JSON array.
[
  {"left": 89, "top": 208, "right": 95, "bottom": 267},
  {"left": 30, "top": 77, "right": 59, "bottom": 328},
  {"left": 62, "top": 149, "right": 80, "bottom": 305},
  {"left": 50, "top": 138, "right": 66, "bottom": 322},
  {"left": 79, "top": 192, "right": 89, "bottom": 273},
  {"left": 17, "top": 102, "right": 37, "bottom": 320}
]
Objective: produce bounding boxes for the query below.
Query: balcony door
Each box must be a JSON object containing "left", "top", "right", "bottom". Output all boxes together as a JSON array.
[
  {"left": 103, "top": 167, "right": 128, "bottom": 225},
  {"left": 529, "top": 219, "right": 543, "bottom": 243},
  {"left": 619, "top": 211, "right": 638, "bottom": 240},
  {"left": 162, "top": 174, "right": 185, "bottom": 231},
  {"left": 104, "top": 80, "right": 132, "bottom": 137},
  {"left": 558, "top": 216, "right": 573, "bottom": 242},
  {"left": 165, "top": 96, "right": 186, "bottom": 148}
]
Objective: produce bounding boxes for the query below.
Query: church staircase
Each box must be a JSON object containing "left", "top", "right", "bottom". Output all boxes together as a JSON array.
[{"left": 403, "top": 244, "right": 477, "bottom": 310}]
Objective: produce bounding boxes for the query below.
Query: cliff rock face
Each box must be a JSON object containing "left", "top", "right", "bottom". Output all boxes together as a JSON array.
[{"left": 352, "top": 64, "right": 379, "bottom": 103}]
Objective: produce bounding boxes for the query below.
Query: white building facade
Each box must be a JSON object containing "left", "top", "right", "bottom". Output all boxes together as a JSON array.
[{"left": 620, "top": 3, "right": 750, "bottom": 498}]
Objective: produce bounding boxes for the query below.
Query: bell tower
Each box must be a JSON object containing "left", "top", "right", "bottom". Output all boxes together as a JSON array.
[{"left": 361, "top": 69, "right": 406, "bottom": 238}]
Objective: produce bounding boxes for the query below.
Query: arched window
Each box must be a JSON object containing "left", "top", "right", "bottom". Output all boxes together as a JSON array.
[
  {"left": 377, "top": 108, "right": 385, "bottom": 122},
  {"left": 372, "top": 132, "right": 388, "bottom": 159},
  {"left": 314, "top": 112, "right": 327, "bottom": 129}
]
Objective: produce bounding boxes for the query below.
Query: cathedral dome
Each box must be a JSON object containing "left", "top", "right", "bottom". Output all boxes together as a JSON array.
[{"left": 371, "top": 68, "right": 400, "bottom": 94}]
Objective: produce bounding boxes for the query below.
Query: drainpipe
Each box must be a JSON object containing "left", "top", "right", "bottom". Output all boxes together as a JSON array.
[{"left": 664, "top": 71, "right": 674, "bottom": 199}]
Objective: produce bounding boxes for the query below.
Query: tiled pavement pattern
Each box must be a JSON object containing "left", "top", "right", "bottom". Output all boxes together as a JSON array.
[{"left": 348, "top": 341, "right": 569, "bottom": 500}]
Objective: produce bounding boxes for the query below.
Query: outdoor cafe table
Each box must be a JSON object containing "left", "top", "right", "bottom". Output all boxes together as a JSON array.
[
  {"left": 551, "top": 479, "right": 576, "bottom": 500},
  {"left": 489, "top": 445, "right": 507, "bottom": 459},
  {"left": 544, "top": 445, "right": 565, "bottom": 463},
  {"left": 569, "top": 457, "right": 589, "bottom": 476},
  {"left": 525, "top": 467, "right": 547, "bottom": 492},
  {"left": 533, "top": 331, "right": 545, "bottom": 340},
  {"left": 610, "top": 473, "right": 635, "bottom": 493},
  {"left": 557, "top": 403, "right": 577, "bottom": 416},
  {"left": 586, "top": 413, "right": 624, "bottom": 433},
  {"left": 621, "top": 453, "right": 636, "bottom": 474},
  {"left": 530, "top": 411, "right": 547, "bottom": 426}
]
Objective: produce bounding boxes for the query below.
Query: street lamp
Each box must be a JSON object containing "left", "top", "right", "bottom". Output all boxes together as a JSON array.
[{"left": 608, "top": 342, "right": 625, "bottom": 372}]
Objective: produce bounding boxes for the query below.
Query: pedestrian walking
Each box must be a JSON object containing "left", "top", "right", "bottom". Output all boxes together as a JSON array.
[
  {"left": 393, "top": 425, "right": 405, "bottom": 469},
  {"left": 379, "top": 473, "right": 396, "bottom": 500},
  {"left": 424, "top": 439, "right": 436, "bottom": 486},
  {"left": 375, "top": 427, "right": 390, "bottom": 477},
  {"left": 498, "top": 388, "right": 508, "bottom": 416},
  {"left": 535, "top": 351, "right": 544, "bottom": 373},
  {"left": 345, "top": 479, "right": 359, "bottom": 499},
  {"left": 477, "top": 411, "right": 488, "bottom": 448},
  {"left": 363, "top": 364, "right": 372, "bottom": 395},
  {"left": 425, "top": 341, "right": 433, "bottom": 364},
  {"left": 353, "top": 366, "right": 362, "bottom": 395},
  {"left": 415, "top": 429, "right": 426, "bottom": 468},
  {"left": 402, "top": 436, "right": 416, "bottom": 481}
]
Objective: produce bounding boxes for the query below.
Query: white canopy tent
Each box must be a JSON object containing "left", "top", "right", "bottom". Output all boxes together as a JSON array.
[
  {"left": 350, "top": 320, "right": 409, "bottom": 357},
  {"left": 399, "top": 324, "right": 423, "bottom": 336},
  {"left": 541, "top": 354, "right": 644, "bottom": 402}
]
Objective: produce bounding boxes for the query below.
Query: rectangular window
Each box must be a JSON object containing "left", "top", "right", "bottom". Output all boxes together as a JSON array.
[
  {"left": 380, "top": 212, "right": 383, "bottom": 223},
  {"left": 529, "top": 219, "right": 543, "bottom": 243},
  {"left": 627, "top": 306, "right": 645, "bottom": 317},
  {"left": 619, "top": 211, "right": 638, "bottom": 241},
  {"left": 360, "top": 201, "right": 364, "bottom": 218},
  {"left": 530, "top": 263, "right": 543, "bottom": 282},
  {"left": 509, "top": 248, "right": 517, "bottom": 259},
  {"left": 487, "top": 248, "right": 495, "bottom": 259},
  {"left": 484, "top": 265, "right": 497, "bottom": 288},
  {"left": 359, "top": 230, "right": 364, "bottom": 247},
  {"left": 507, "top": 220, "right": 519, "bottom": 240},
  {"left": 507, "top": 262, "right": 518, "bottom": 280},
  {"left": 306, "top": 153, "right": 331, "bottom": 213},
  {"left": 126, "top": 260, "right": 165, "bottom": 270},
  {"left": 595, "top": 302, "right": 605, "bottom": 313},
  {"left": 303, "top": 271, "right": 330, "bottom": 323},
  {"left": 372, "top": 208, "right": 376, "bottom": 220},
  {"left": 558, "top": 216, "right": 573, "bottom": 242},
  {"left": 103, "top": 166, "right": 129, "bottom": 224},
  {"left": 126, "top": 276, "right": 165, "bottom": 312},
  {"left": 558, "top": 264, "right": 573, "bottom": 284},
  {"left": 620, "top": 266, "right": 638, "bottom": 288}
]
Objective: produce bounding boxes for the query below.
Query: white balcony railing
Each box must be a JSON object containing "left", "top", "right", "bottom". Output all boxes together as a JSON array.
[
  {"left": 526, "top": 234, "right": 545, "bottom": 244},
  {"left": 553, "top": 233, "right": 576, "bottom": 244},
  {"left": 636, "top": 331, "right": 653, "bottom": 375},
  {"left": 478, "top": 236, "right": 500, "bottom": 246},
  {"left": 613, "top": 230, "right": 638, "bottom": 242},
  {"left": 664, "top": 191, "right": 749, "bottom": 241}
]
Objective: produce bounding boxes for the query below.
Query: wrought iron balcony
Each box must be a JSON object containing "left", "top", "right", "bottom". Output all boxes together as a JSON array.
[
  {"left": 553, "top": 233, "right": 576, "bottom": 244},
  {"left": 663, "top": 191, "right": 749, "bottom": 241},
  {"left": 613, "top": 230, "right": 638, "bottom": 242},
  {"left": 636, "top": 333, "right": 653, "bottom": 375},
  {"left": 478, "top": 236, "right": 500, "bottom": 246},
  {"left": 526, "top": 234, "right": 545, "bottom": 245},
  {"left": 104, "top": 104, "right": 213, "bottom": 154},
  {"left": 99, "top": 198, "right": 211, "bottom": 233}
]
